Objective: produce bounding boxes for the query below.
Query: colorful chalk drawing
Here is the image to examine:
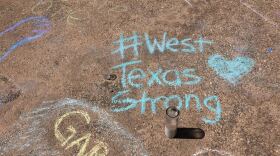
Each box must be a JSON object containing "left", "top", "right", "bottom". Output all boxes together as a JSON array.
[
  {"left": 0, "top": 98, "right": 148, "bottom": 156},
  {"left": 208, "top": 54, "right": 255, "bottom": 84},
  {"left": 110, "top": 32, "right": 255, "bottom": 125},
  {"left": 192, "top": 148, "right": 233, "bottom": 156},
  {"left": 0, "top": 16, "right": 51, "bottom": 63},
  {"left": 55, "top": 110, "right": 109, "bottom": 156}
]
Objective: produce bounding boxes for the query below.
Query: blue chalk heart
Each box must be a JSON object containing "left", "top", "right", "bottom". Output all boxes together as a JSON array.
[{"left": 208, "top": 54, "right": 255, "bottom": 84}]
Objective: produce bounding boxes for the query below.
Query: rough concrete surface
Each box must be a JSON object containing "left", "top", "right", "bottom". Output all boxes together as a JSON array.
[{"left": 0, "top": 0, "right": 279, "bottom": 155}]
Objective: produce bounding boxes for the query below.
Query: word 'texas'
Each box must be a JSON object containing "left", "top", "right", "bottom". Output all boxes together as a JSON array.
[
  {"left": 112, "top": 60, "right": 202, "bottom": 89},
  {"left": 55, "top": 110, "right": 109, "bottom": 156}
]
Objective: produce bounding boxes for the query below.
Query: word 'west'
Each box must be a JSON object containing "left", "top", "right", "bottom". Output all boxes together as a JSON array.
[
  {"left": 55, "top": 110, "right": 109, "bottom": 156},
  {"left": 112, "top": 32, "right": 213, "bottom": 59}
]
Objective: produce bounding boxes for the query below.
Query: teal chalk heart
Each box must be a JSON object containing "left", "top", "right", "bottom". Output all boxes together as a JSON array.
[{"left": 208, "top": 54, "right": 255, "bottom": 84}]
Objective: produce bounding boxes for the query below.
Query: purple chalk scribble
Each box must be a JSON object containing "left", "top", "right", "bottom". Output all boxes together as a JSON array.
[
  {"left": 0, "top": 16, "right": 51, "bottom": 63},
  {"left": 267, "top": 48, "right": 273, "bottom": 53}
]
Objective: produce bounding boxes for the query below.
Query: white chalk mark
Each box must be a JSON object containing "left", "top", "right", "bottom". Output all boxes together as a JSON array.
[
  {"left": 193, "top": 148, "right": 233, "bottom": 156},
  {"left": 240, "top": 0, "right": 278, "bottom": 27},
  {"left": 0, "top": 98, "right": 149, "bottom": 156},
  {"left": 66, "top": 10, "right": 90, "bottom": 26},
  {"left": 31, "top": 0, "right": 53, "bottom": 15},
  {"left": 184, "top": 0, "right": 193, "bottom": 7}
]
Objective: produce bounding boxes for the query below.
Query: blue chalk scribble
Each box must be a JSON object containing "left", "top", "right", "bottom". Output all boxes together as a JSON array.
[
  {"left": 0, "top": 16, "right": 51, "bottom": 63},
  {"left": 208, "top": 54, "right": 255, "bottom": 84},
  {"left": 267, "top": 48, "right": 273, "bottom": 53}
]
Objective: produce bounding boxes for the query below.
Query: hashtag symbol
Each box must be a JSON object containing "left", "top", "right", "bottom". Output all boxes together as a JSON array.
[{"left": 112, "top": 32, "right": 142, "bottom": 59}]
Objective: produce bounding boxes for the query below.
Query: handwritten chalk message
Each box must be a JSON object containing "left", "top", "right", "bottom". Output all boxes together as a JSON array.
[
  {"left": 111, "top": 32, "right": 223, "bottom": 125},
  {"left": 112, "top": 32, "right": 213, "bottom": 59},
  {"left": 55, "top": 110, "right": 109, "bottom": 156}
]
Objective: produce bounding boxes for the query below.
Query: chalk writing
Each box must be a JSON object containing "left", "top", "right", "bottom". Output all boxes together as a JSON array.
[
  {"left": 112, "top": 90, "right": 221, "bottom": 124},
  {"left": 55, "top": 111, "right": 90, "bottom": 146},
  {"left": 112, "top": 60, "right": 202, "bottom": 89},
  {"left": 0, "top": 98, "right": 148, "bottom": 155},
  {"left": 208, "top": 54, "right": 255, "bottom": 84},
  {"left": 111, "top": 32, "right": 222, "bottom": 125},
  {"left": 55, "top": 110, "right": 109, "bottom": 156},
  {"left": 112, "top": 33, "right": 213, "bottom": 59},
  {"left": 0, "top": 16, "right": 51, "bottom": 63}
]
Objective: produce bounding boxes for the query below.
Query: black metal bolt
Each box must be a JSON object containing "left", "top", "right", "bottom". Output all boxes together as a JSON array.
[{"left": 105, "top": 74, "right": 117, "bottom": 81}]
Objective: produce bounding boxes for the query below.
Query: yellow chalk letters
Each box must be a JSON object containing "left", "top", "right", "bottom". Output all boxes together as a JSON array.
[{"left": 54, "top": 110, "right": 108, "bottom": 156}]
